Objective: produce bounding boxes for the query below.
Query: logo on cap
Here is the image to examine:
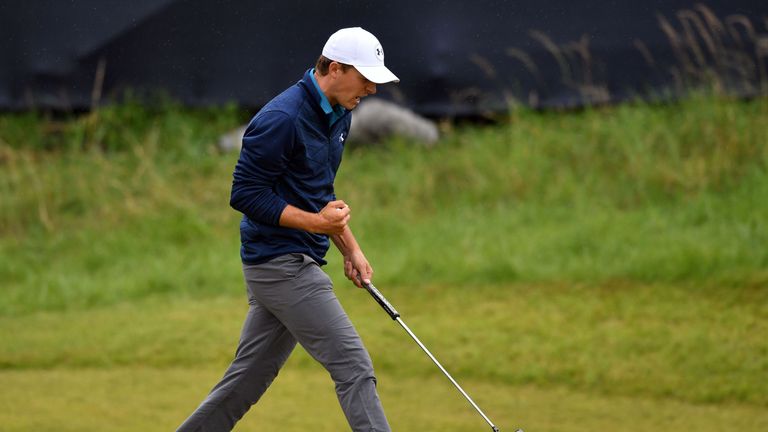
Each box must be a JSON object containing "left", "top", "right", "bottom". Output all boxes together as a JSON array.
[{"left": 374, "top": 44, "right": 384, "bottom": 61}]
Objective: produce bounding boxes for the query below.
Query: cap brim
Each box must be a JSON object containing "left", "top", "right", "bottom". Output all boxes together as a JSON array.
[{"left": 355, "top": 65, "right": 400, "bottom": 84}]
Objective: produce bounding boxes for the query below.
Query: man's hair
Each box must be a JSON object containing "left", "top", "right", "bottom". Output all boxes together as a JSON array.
[{"left": 315, "top": 55, "right": 351, "bottom": 75}]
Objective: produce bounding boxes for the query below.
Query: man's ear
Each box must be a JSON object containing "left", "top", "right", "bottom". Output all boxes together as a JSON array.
[{"left": 328, "top": 61, "right": 343, "bottom": 78}]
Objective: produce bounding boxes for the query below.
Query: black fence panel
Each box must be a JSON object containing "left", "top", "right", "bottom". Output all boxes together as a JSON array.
[{"left": 2, "top": 0, "right": 766, "bottom": 115}]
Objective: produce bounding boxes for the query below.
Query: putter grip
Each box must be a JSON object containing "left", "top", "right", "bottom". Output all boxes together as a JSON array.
[{"left": 363, "top": 282, "right": 400, "bottom": 320}]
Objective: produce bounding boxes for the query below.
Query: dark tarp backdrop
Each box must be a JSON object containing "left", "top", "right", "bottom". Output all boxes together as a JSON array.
[{"left": 1, "top": 0, "right": 766, "bottom": 116}]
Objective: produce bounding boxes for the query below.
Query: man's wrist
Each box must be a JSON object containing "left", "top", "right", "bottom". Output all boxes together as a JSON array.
[
  {"left": 308, "top": 212, "right": 322, "bottom": 233},
  {"left": 280, "top": 205, "right": 325, "bottom": 234}
]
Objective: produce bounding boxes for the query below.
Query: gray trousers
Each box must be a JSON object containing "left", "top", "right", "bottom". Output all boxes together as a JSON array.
[{"left": 176, "top": 253, "right": 391, "bottom": 432}]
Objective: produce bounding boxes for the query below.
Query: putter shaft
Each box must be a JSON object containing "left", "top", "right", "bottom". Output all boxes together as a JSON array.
[
  {"left": 362, "top": 281, "right": 509, "bottom": 432},
  {"left": 395, "top": 316, "right": 501, "bottom": 431}
]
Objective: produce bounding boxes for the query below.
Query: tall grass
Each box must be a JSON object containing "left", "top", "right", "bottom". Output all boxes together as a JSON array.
[
  {"left": 0, "top": 101, "right": 242, "bottom": 234},
  {"left": 0, "top": 95, "right": 766, "bottom": 315},
  {"left": 341, "top": 95, "right": 768, "bottom": 286},
  {"left": 495, "top": 5, "right": 768, "bottom": 108}
]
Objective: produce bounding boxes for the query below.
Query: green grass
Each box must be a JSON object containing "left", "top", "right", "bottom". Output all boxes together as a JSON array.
[
  {"left": 2, "top": 283, "right": 766, "bottom": 405},
  {"left": 0, "top": 286, "right": 766, "bottom": 431},
  {"left": 1, "top": 95, "right": 767, "bottom": 430},
  {"left": 1, "top": 96, "right": 766, "bottom": 314},
  {"left": 5, "top": 366, "right": 767, "bottom": 432}
]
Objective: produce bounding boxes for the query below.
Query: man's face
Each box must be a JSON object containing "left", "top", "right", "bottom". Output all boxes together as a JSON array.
[{"left": 328, "top": 65, "right": 377, "bottom": 110}]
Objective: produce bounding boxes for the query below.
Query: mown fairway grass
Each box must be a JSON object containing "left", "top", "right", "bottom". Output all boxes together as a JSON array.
[{"left": 1, "top": 96, "right": 767, "bottom": 431}]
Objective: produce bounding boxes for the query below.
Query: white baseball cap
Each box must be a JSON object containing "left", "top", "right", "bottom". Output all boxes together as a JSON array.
[{"left": 322, "top": 27, "right": 400, "bottom": 84}]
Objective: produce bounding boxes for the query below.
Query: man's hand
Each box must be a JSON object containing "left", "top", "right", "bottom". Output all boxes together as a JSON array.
[
  {"left": 344, "top": 249, "right": 373, "bottom": 288},
  {"left": 317, "top": 200, "right": 350, "bottom": 235},
  {"left": 325, "top": 199, "right": 372, "bottom": 289}
]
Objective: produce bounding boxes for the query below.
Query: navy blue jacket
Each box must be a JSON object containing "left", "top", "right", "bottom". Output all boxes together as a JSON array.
[{"left": 230, "top": 69, "right": 351, "bottom": 265}]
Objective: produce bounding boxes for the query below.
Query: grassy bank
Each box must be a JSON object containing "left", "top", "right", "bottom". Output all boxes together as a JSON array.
[
  {"left": 1, "top": 96, "right": 767, "bottom": 430},
  {"left": 1, "top": 96, "right": 766, "bottom": 314}
]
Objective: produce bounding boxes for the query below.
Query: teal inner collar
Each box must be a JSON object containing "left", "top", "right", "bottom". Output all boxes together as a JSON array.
[{"left": 310, "top": 68, "right": 346, "bottom": 127}]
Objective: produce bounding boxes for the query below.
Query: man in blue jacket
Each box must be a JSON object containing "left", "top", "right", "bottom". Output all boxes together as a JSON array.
[{"left": 177, "top": 27, "right": 399, "bottom": 432}]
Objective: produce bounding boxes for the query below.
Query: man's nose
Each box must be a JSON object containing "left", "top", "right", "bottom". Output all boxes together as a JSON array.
[{"left": 367, "top": 83, "right": 377, "bottom": 95}]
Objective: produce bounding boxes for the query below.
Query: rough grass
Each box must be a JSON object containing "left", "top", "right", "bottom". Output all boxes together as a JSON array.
[{"left": 1, "top": 96, "right": 766, "bottom": 314}]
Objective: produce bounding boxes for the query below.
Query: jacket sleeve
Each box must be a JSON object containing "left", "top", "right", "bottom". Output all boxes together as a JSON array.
[{"left": 229, "top": 110, "right": 294, "bottom": 226}]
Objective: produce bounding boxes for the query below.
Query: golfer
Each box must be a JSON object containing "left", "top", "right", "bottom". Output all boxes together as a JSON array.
[{"left": 176, "top": 27, "right": 398, "bottom": 432}]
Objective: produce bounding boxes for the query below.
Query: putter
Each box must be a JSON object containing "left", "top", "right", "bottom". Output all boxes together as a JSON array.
[{"left": 361, "top": 280, "right": 522, "bottom": 432}]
